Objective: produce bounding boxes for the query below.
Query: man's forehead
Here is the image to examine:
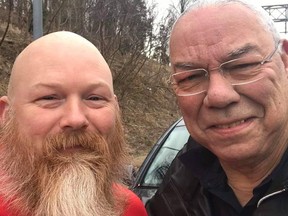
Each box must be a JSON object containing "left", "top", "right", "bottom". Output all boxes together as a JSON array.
[
  {"left": 8, "top": 32, "right": 113, "bottom": 97},
  {"left": 12, "top": 54, "right": 113, "bottom": 89},
  {"left": 176, "top": 3, "right": 261, "bottom": 31},
  {"left": 170, "top": 3, "right": 271, "bottom": 52},
  {"left": 19, "top": 34, "right": 98, "bottom": 59},
  {"left": 27, "top": 31, "right": 95, "bottom": 49}
]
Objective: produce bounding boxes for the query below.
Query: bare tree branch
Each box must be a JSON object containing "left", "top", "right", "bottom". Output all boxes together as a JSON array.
[{"left": 0, "top": 0, "right": 13, "bottom": 47}]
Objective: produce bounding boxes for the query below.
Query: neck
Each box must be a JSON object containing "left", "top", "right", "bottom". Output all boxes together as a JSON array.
[
  {"left": 227, "top": 178, "right": 259, "bottom": 206},
  {"left": 221, "top": 147, "right": 287, "bottom": 206}
]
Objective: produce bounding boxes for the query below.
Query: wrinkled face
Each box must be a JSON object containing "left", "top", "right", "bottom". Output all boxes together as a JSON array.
[
  {"left": 3, "top": 36, "right": 119, "bottom": 155},
  {"left": 170, "top": 4, "right": 288, "bottom": 163}
]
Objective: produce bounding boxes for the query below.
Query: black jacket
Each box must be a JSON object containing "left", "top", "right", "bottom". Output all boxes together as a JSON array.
[{"left": 145, "top": 137, "right": 288, "bottom": 216}]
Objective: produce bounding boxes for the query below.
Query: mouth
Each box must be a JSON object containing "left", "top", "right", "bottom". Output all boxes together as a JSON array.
[
  {"left": 212, "top": 118, "right": 252, "bottom": 129},
  {"left": 57, "top": 145, "right": 86, "bottom": 153}
]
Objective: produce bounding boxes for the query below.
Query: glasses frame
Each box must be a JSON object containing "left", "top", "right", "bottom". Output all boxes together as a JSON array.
[{"left": 171, "top": 41, "right": 281, "bottom": 97}]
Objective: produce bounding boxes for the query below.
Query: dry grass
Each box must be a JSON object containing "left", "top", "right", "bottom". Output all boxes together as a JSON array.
[{"left": 0, "top": 23, "right": 31, "bottom": 96}]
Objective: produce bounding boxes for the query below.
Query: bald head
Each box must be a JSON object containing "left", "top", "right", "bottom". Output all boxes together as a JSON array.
[{"left": 8, "top": 31, "right": 113, "bottom": 99}]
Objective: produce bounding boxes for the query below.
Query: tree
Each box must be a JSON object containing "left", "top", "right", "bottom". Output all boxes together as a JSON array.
[
  {"left": 0, "top": 0, "right": 180, "bottom": 152},
  {"left": 0, "top": 0, "right": 13, "bottom": 47},
  {"left": 153, "top": 0, "right": 195, "bottom": 65}
]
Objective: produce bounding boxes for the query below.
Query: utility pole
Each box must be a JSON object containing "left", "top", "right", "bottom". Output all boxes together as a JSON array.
[
  {"left": 33, "top": 0, "right": 43, "bottom": 40},
  {"left": 263, "top": 4, "right": 288, "bottom": 35}
]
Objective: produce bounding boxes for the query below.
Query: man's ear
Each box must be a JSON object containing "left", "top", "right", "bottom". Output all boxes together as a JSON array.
[
  {"left": 114, "top": 94, "right": 120, "bottom": 111},
  {"left": 281, "top": 39, "right": 288, "bottom": 75},
  {"left": 282, "top": 39, "right": 288, "bottom": 54},
  {"left": 0, "top": 96, "right": 10, "bottom": 124}
]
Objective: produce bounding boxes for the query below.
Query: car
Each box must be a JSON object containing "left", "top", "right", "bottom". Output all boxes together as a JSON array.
[{"left": 130, "top": 117, "right": 190, "bottom": 204}]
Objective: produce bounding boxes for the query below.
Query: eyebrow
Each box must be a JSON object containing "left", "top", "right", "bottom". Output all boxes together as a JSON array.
[
  {"left": 173, "top": 62, "right": 197, "bottom": 71},
  {"left": 33, "top": 83, "right": 62, "bottom": 89},
  {"left": 226, "top": 43, "right": 259, "bottom": 59},
  {"left": 32, "top": 82, "right": 110, "bottom": 91},
  {"left": 173, "top": 43, "right": 260, "bottom": 71}
]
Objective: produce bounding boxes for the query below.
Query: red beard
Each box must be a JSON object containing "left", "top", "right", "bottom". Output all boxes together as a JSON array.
[{"left": 0, "top": 111, "right": 128, "bottom": 216}]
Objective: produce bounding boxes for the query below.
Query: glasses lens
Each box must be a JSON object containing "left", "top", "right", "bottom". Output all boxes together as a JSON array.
[
  {"left": 171, "top": 54, "right": 269, "bottom": 96},
  {"left": 172, "top": 69, "right": 208, "bottom": 96},
  {"left": 220, "top": 56, "right": 264, "bottom": 86}
]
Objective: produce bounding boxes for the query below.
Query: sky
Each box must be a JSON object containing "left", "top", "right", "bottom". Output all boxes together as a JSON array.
[{"left": 150, "top": 0, "right": 287, "bottom": 37}]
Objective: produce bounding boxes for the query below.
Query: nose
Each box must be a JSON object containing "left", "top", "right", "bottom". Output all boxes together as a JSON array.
[
  {"left": 203, "top": 73, "right": 240, "bottom": 108},
  {"left": 59, "top": 98, "right": 89, "bottom": 131}
]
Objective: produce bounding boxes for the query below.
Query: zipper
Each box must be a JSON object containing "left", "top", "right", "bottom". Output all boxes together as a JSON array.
[{"left": 257, "top": 188, "right": 287, "bottom": 207}]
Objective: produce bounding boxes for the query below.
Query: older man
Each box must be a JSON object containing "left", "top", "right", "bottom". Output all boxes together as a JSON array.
[
  {"left": 0, "top": 31, "right": 147, "bottom": 216},
  {"left": 146, "top": 0, "right": 288, "bottom": 215}
]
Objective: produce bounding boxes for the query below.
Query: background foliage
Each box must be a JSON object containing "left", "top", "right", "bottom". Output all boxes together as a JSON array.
[{"left": 0, "top": 0, "right": 194, "bottom": 165}]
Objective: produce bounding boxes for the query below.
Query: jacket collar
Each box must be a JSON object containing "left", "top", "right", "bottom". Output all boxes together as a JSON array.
[{"left": 179, "top": 136, "right": 288, "bottom": 192}]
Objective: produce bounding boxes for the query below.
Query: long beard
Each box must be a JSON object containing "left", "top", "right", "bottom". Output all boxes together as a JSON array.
[{"left": 0, "top": 112, "right": 128, "bottom": 216}]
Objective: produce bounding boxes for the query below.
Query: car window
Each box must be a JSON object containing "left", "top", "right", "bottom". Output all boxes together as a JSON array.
[{"left": 141, "top": 125, "right": 189, "bottom": 187}]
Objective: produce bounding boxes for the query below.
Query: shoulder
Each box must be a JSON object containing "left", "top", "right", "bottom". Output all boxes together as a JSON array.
[
  {"left": 114, "top": 184, "right": 148, "bottom": 216},
  {"left": 0, "top": 196, "right": 13, "bottom": 216}
]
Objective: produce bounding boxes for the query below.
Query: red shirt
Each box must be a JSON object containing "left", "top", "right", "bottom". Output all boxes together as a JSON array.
[
  {"left": 0, "top": 185, "right": 147, "bottom": 216},
  {"left": 0, "top": 202, "right": 10, "bottom": 216},
  {"left": 118, "top": 185, "right": 148, "bottom": 216}
]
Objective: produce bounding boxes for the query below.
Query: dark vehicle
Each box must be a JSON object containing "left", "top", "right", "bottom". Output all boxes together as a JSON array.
[{"left": 130, "top": 118, "right": 189, "bottom": 204}]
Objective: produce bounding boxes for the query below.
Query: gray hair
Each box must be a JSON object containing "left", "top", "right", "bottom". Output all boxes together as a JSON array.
[{"left": 178, "top": 0, "right": 280, "bottom": 45}]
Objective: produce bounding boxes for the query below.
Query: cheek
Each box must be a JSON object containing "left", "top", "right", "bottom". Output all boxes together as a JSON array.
[
  {"left": 238, "top": 71, "right": 288, "bottom": 127},
  {"left": 14, "top": 109, "right": 57, "bottom": 139},
  {"left": 177, "top": 96, "right": 203, "bottom": 128},
  {"left": 177, "top": 96, "right": 203, "bottom": 115},
  {"left": 256, "top": 72, "right": 288, "bottom": 109},
  {"left": 10, "top": 111, "right": 56, "bottom": 154},
  {"left": 89, "top": 109, "right": 117, "bottom": 136}
]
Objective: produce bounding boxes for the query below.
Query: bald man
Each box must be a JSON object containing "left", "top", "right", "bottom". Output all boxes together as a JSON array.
[{"left": 0, "top": 31, "right": 147, "bottom": 216}]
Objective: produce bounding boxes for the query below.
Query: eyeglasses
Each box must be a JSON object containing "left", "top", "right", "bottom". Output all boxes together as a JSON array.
[{"left": 171, "top": 43, "right": 280, "bottom": 97}]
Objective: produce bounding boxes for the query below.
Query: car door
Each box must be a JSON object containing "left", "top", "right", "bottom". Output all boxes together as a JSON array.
[{"left": 130, "top": 118, "right": 189, "bottom": 204}]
